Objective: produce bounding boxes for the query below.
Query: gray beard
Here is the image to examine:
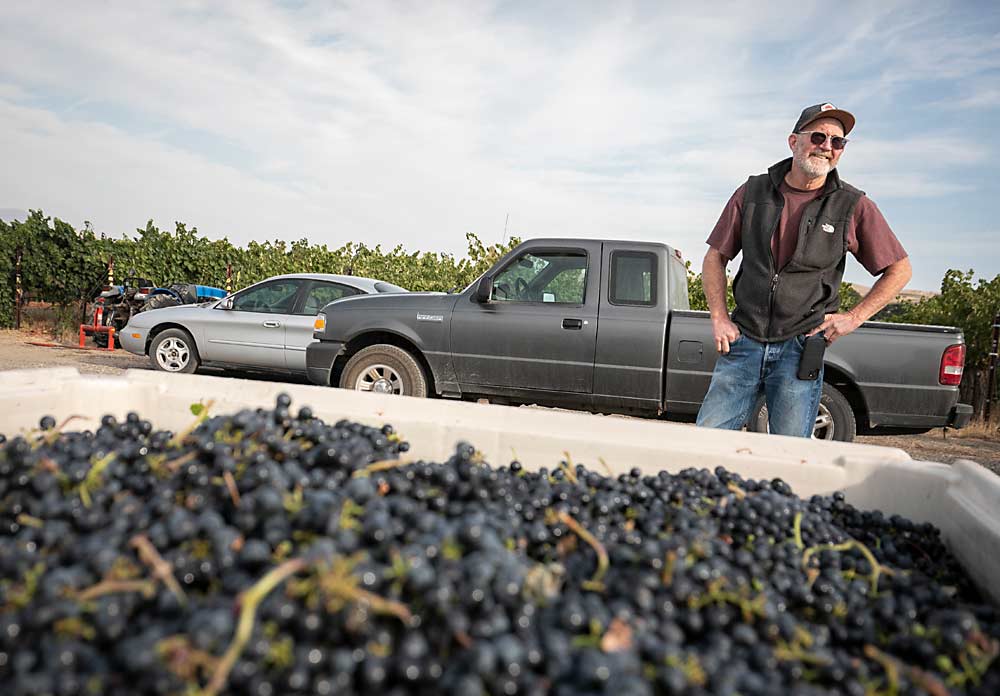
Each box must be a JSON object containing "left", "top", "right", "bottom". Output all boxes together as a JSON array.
[{"left": 795, "top": 151, "right": 832, "bottom": 178}]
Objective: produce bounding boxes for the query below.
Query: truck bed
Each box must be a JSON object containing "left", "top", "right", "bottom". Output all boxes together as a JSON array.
[{"left": 666, "top": 310, "right": 964, "bottom": 430}]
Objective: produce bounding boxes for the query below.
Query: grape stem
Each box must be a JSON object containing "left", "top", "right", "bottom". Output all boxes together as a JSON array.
[
  {"left": 802, "top": 539, "right": 893, "bottom": 595},
  {"left": 352, "top": 457, "right": 414, "bottom": 478},
  {"left": 560, "top": 451, "right": 579, "bottom": 484},
  {"left": 864, "top": 644, "right": 901, "bottom": 696},
  {"left": 315, "top": 554, "right": 414, "bottom": 625},
  {"left": 597, "top": 457, "right": 613, "bottom": 477},
  {"left": 16, "top": 513, "right": 44, "bottom": 528},
  {"left": 76, "top": 578, "right": 157, "bottom": 602},
  {"left": 792, "top": 511, "right": 805, "bottom": 549},
  {"left": 168, "top": 399, "right": 215, "bottom": 448},
  {"left": 201, "top": 558, "right": 308, "bottom": 696},
  {"left": 130, "top": 534, "right": 188, "bottom": 605},
  {"left": 556, "top": 511, "right": 609, "bottom": 592},
  {"left": 38, "top": 415, "right": 85, "bottom": 446},
  {"left": 222, "top": 470, "right": 241, "bottom": 506}
]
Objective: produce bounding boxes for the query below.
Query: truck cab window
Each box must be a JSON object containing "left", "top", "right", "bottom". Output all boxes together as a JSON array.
[
  {"left": 610, "top": 251, "right": 656, "bottom": 306},
  {"left": 492, "top": 251, "right": 587, "bottom": 304}
]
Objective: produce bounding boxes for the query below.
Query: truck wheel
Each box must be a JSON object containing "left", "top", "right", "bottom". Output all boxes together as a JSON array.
[
  {"left": 339, "top": 344, "right": 428, "bottom": 397},
  {"left": 749, "top": 383, "right": 856, "bottom": 442},
  {"left": 93, "top": 329, "right": 122, "bottom": 348},
  {"left": 94, "top": 308, "right": 115, "bottom": 347},
  {"left": 150, "top": 328, "right": 200, "bottom": 374},
  {"left": 141, "top": 294, "right": 181, "bottom": 313}
]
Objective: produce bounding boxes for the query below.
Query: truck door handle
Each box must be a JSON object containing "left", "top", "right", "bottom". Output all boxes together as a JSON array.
[
  {"left": 262, "top": 320, "right": 281, "bottom": 328},
  {"left": 562, "top": 318, "right": 583, "bottom": 330}
]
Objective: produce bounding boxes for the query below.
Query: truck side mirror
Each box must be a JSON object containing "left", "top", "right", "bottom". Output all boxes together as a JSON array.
[{"left": 475, "top": 276, "right": 494, "bottom": 303}]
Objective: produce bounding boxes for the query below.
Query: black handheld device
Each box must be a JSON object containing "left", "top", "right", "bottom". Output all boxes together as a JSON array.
[{"left": 797, "top": 333, "right": 827, "bottom": 380}]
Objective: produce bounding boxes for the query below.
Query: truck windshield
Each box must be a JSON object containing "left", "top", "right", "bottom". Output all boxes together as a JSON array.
[{"left": 492, "top": 251, "right": 587, "bottom": 303}]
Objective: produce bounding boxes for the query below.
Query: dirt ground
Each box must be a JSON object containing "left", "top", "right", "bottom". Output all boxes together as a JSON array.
[
  {"left": 2, "top": 328, "right": 998, "bottom": 475},
  {"left": 0, "top": 327, "right": 150, "bottom": 374}
]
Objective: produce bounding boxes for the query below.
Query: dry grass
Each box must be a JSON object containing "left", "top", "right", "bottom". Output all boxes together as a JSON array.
[
  {"left": 949, "top": 415, "right": 1000, "bottom": 441},
  {"left": 16, "top": 302, "right": 86, "bottom": 343}
]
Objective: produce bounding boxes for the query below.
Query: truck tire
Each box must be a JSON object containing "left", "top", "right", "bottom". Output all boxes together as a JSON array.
[
  {"left": 94, "top": 328, "right": 122, "bottom": 349},
  {"left": 149, "top": 328, "right": 200, "bottom": 374},
  {"left": 141, "top": 294, "right": 182, "bottom": 313},
  {"left": 749, "top": 382, "right": 856, "bottom": 442},
  {"left": 94, "top": 308, "right": 121, "bottom": 348},
  {"left": 339, "top": 344, "right": 428, "bottom": 398}
]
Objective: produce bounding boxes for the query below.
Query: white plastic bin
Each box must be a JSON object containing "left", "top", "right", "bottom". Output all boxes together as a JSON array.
[{"left": 2, "top": 368, "right": 998, "bottom": 605}]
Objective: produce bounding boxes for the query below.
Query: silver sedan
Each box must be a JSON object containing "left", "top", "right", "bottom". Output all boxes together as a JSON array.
[{"left": 119, "top": 273, "right": 406, "bottom": 375}]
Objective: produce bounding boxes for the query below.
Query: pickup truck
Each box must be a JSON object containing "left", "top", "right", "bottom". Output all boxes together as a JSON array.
[{"left": 305, "top": 238, "right": 973, "bottom": 441}]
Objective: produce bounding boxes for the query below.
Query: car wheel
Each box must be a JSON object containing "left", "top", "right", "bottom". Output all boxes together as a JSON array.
[
  {"left": 149, "top": 328, "right": 200, "bottom": 374},
  {"left": 749, "top": 383, "right": 856, "bottom": 442},
  {"left": 339, "top": 344, "right": 428, "bottom": 397}
]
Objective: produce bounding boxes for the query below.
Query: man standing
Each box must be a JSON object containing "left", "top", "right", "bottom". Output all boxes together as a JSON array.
[{"left": 696, "top": 103, "right": 912, "bottom": 437}]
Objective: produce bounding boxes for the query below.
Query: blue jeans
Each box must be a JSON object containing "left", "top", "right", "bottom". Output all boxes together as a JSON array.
[{"left": 696, "top": 334, "right": 824, "bottom": 438}]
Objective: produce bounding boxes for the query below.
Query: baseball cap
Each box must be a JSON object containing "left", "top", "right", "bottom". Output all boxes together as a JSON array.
[{"left": 793, "top": 103, "right": 855, "bottom": 135}]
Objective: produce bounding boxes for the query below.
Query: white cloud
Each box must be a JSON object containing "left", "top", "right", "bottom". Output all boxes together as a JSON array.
[
  {"left": 0, "top": 0, "right": 996, "bottom": 293},
  {"left": 943, "top": 87, "right": 1000, "bottom": 110}
]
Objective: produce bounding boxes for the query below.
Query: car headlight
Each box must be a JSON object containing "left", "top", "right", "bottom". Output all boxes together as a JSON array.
[{"left": 313, "top": 313, "right": 326, "bottom": 332}]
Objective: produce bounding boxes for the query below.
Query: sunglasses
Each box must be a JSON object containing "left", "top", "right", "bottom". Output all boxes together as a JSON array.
[{"left": 798, "top": 131, "right": 848, "bottom": 150}]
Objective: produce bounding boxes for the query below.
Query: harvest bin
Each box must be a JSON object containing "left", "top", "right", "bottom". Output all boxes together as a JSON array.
[{"left": 2, "top": 368, "right": 999, "bottom": 606}]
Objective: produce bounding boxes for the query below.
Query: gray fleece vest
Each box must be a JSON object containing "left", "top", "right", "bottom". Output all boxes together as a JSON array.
[{"left": 731, "top": 158, "right": 864, "bottom": 343}]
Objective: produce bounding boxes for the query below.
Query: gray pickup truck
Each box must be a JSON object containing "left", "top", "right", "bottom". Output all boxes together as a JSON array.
[{"left": 305, "top": 238, "right": 972, "bottom": 441}]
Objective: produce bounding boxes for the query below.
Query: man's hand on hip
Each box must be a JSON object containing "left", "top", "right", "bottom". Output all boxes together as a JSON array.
[
  {"left": 712, "top": 316, "right": 741, "bottom": 354},
  {"left": 808, "top": 312, "right": 862, "bottom": 344}
]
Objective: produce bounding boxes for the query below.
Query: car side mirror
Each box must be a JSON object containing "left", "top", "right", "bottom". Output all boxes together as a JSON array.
[
  {"left": 218, "top": 297, "right": 234, "bottom": 310},
  {"left": 475, "top": 276, "right": 494, "bottom": 303}
]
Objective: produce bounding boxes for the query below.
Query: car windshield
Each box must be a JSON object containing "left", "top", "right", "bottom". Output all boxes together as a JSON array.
[{"left": 374, "top": 282, "right": 407, "bottom": 293}]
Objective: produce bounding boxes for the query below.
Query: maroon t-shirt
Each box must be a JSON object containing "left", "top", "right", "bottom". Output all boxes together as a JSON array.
[{"left": 706, "top": 179, "right": 907, "bottom": 275}]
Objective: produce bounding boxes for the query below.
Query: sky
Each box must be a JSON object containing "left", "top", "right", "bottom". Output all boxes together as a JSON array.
[{"left": 0, "top": 1, "right": 997, "bottom": 292}]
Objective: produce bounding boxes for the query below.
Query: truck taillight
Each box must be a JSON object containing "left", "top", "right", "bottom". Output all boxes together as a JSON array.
[{"left": 939, "top": 344, "right": 965, "bottom": 385}]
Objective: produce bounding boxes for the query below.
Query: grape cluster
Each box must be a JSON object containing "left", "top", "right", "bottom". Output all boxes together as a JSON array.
[{"left": 1, "top": 395, "right": 998, "bottom": 695}]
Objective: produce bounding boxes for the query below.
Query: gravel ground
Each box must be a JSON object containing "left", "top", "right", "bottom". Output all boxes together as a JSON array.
[
  {"left": 2, "top": 328, "right": 998, "bottom": 474},
  {"left": 0, "top": 328, "right": 150, "bottom": 374}
]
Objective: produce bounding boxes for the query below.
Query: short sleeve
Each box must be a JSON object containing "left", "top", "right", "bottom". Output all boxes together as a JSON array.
[
  {"left": 847, "top": 197, "right": 908, "bottom": 275},
  {"left": 705, "top": 183, "right": 746, "bottom": 262}
]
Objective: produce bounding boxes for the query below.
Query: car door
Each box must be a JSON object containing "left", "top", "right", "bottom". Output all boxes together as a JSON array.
[
  {"left": 200, "top": 279, "right": 304, "bottom": 370},
  {"left": 283, "top": 280, "right": 364, "bottom": 371},
  {"left": 450, "top": 243, "right": 601, "bottom": 393}
]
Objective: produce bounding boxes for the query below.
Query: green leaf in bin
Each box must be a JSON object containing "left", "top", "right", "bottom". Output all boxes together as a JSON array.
[{"left": 190, "top": 402, "right": 205, "bottom": 416}]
